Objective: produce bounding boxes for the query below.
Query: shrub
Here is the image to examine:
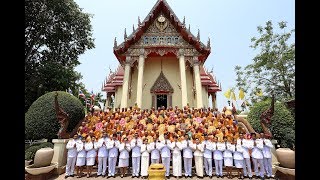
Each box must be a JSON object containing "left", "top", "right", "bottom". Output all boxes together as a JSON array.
[
  {"left": 25, "top": 91, "right": 85, "bottom": 140},
  {"left": 247, "top": 99, "right": 295, "bottom": 149},
  {"left": 25, "top": 142, "right": 54, "bottom": 160}
]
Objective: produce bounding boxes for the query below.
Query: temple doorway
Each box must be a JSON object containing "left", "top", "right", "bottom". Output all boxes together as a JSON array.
[{"left": 157, "top": 94, "right": 167, "bottom": 109}]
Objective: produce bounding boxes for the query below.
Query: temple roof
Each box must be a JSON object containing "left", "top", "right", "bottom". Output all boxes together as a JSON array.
[
  {"left": 113, "top": 0, "right": 211, "bottom": 62},
  {"left": 102, "top": 65, "right": 221, "bottom": 93}
]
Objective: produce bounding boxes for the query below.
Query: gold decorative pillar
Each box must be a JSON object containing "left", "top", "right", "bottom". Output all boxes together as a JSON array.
[
  {"left": 178, "top": 49, "right": 188, "bottom": 108},
  {"left": 136, "top": 49, "right": 145, "bottom": 108},
  {"left": 193, "top": 57, "right": 203, "bottom": 108},
  {"left": 120, "top": 56, "right": 131, "bottom": 108}
]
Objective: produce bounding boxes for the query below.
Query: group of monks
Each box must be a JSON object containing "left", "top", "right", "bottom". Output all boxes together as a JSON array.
[{"left": 77, "top": 105, "right": 243, "bottom": 145}]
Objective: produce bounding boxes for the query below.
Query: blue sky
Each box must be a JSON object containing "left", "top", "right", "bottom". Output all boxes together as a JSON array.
[{"left": 74, "top": 0, "right": 295, "bottom": 111}]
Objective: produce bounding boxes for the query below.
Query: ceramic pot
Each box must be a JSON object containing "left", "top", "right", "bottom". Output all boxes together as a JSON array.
[
  {"left": 33, "top": 148, "right": 54, "bottom": 168},
  {"left": 276, "top": 148, "right": 295, "bottom": 169}
]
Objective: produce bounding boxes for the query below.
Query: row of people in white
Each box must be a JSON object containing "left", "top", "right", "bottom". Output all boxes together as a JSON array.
[{"left": 65, "top": 132, "right": 273, "bottom": 178}]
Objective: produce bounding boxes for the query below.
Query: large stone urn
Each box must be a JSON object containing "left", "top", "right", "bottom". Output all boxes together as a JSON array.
[
  {"left": 276, "top": 148, "right": 295, "bottom": 169},
  {"left": 34, "top": 148, "right": 54, "bottom": 167}
]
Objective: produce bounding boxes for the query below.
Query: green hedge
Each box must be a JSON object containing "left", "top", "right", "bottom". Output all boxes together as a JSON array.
[
  {"left": 25, "top": 142, "right": 54, "bottom": 160},
  {"left": 247, "top": 99, "right": 295, "bottom": 149},
  {"left": 25, "top": 91, "right": 85, "bottom": 140}
]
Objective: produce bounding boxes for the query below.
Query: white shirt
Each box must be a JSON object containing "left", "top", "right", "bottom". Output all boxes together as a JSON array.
[
  {"left": 159, "top": 139, "right": 171, "bottom": 158},
  {"left": 169, "top": 141, "right": 182, "bottom": 155},
  {"left": 262, "top": 138, "right": 273, "bottom": 158},
  {"left": 130, "top": 138, "right": 142, "bottom": 157},
  {"left": 107, "top": 139, "right": 120, "bottom": 157},
  {"left": 251, "top": 139, "right": 264, "bottom": 159},
  {"left": 85, "top": 141, "right": 97, "bottom": 158},
  {"left": 213, "top": 142, "right": 225, "bottom": 160},
  {"left": 66, "top": 139, "right": 78, "bottom": 157},
  {"left": 140, "top": 144, "right": 149, "bottom": 157},
  {"left": 147, "top": 142, "right": 160, "bottom": 159},
  {"left": 76, "top": 141, "right": 86, "bottom": 157},
  {"left": 233, "top": 144, "right": 244, "bottom": 160},
  {"left": 202, "top": 140, "right": 214, "bottom": 159},
  {"left": 118, "top": 142, "right": 131, "bottom": 159},
  {"left": 223, "top": 142, "right": 234, "bottom": 158},
  {"left": 181, "top": 140, "right": 193, "bottom": 158},
  {"left": 193, "top": 143, "right": 204, "bottom": 157},
  {"left": 96, "top": 137, "right": 108, "bottom": 157},
  {"left": 238, "top": 139, "right": 253, "bottom": 159}
]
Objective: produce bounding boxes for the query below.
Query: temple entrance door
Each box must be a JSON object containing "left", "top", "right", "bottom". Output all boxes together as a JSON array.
[{"left": 157, "top": 94, "right": 167, "bottom": 109}]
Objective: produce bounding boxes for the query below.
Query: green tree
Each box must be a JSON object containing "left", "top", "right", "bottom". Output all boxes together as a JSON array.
[
  {"left": 25, "top": 0, "right": 95, "bottom": 112},
  {"left": 235, "top": 21, "right": 295, "bottom": 104}
]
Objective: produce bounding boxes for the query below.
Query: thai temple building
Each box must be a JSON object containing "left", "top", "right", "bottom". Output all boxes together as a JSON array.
[{"left": 102, "top": 0, "right": 221, "bottom": 110}]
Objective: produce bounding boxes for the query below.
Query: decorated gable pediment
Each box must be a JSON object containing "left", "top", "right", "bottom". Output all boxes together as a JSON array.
[
  {"left": 151, "top": 71, "right": 174, "bottom": 93},
  {"left": 113, "top": 0, "right": 211, "bottom": 63}
]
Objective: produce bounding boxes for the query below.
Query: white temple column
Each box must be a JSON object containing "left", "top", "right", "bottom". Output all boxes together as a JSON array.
[
  {"left": 120, "top": 57, "right": 131, "bottom": 109},
  {"left": 193, "top": 57, "right": 203, "bottom": 108},
  {"left": 178, "top": 49, "right": 188, "bottom": 108},
  {"left": 211, "top": 93, "right": 217, "bottom": 109},
  {"left": 136, "top": 49, "right": 145, "bottom": 108}
]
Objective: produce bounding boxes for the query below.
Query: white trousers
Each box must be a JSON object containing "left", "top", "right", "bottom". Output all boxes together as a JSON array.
[
  {"left": 252, "top": 158, "right": 265, "bottom": 177},
  {"left": 151, "top": 158, "right": 160, "bottom": 164},
  {"left": 194, "top": 156, "right": 204, "bottom": 177},
  {"left": 264, "top": 158, "right": 272, "bottom": 177},
  {"left": 214, "top": 159, "right": 223, "bottom": 176},
  {"left": 162, "top": 157, "right": 170, "bottom": 176},
  {"left": 204, "top": 157, "right": 212, "bottom": 176},
  {"left": 66, "top": 157, "right": 76, "bottom": 176},
  {"left": 183, "top": 158, "right": 192, "bottom": 176},
  {"left": 243, "top": 158, "right": 253, "bottom": 177},
  {"left": 108, "top": 157, "right": 117, "bottom": 176},
  {"left": 97, "top": 157, "right": 108, "bottom": 176},
  {"left": 132, "top": 156, "right": 141, "bottom": 176}
]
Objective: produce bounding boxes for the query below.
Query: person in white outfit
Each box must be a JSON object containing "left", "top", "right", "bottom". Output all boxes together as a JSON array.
[
  {"left": 85, "top": 136, "right": 98, "bottom": 178},
  {"left": 147, "top": 137, "right": 161, "bottom": 164},
  {"left": 169, "top": 135, "right": 182, "bottom": 178},
  {"left": 223, "top": 136, "right": 235, "bottom": 179},
  {"left": 118, "top": 136, "right": 131, "bottom": 178},
  {"left": 261, "top": 133, "right": 274, "bottom": 178},
  {"left": 75, "top": 138, "right": 86, "bottom": 178},
  {"left": 181, "top": 133, "right": 193, "bottom": 177},
  {"left": 140, "top": 138, "right": 150, "bottom": 178},
  {"left": 251, "top": 133, "right": 265, "bottom": 179},
  {"left": 214, "top": 136, "right": 225, "bottom": 178},
  {"left": 158, "top": 133, "right": 171, "bottom": 177},
  {"left": 238, "top": 133, "right": 253, "bottom": 179},
  {"left": 65, "top": 134, "right": 78, "bottom": 178},
  {"left": 233, "top": 138, "right": 245, "bottom": 179},
  {"left": 96, "top": 132, "right": 109, "bottom": 177},
  {"left": 202, "top": 133, "right": 214, "bottom": 178},
  {"left": 193, "top": 138, "right": 204, "bottom": 178},
  {"left": 107, "top": 134, "right": 120, "bottom": 177},
  {"left": 130, "top": 132, "right": 142, "bottom": 177}
]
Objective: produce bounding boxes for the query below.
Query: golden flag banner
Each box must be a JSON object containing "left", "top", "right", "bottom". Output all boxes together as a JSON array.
[
  {"left": 256, "top": 89, "right": 263, "bottom": 96},
  {"left": 230, "top": 91, "right": 236, "bottom": 101},
  {"left": 224, "top": 89, "right": 231, "bottom": 99},
  {"left": 238, "top": 89, "right": 245, "bottom": 100}
]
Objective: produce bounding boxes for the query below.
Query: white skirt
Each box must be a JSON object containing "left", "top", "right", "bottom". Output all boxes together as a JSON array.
[
  {"left": 76, "top": 157, "right": 86, "bottom": 166},
  {"left": 224, "top": 157, "right": 233, "bottom": 167},
  {"left": 234, "top": 159, "right": 244, "bottom": 168},
  {"left": 86, "top": 157, "right": 95, "bottom": 166},
  {"left": 118, "top": 158, "right": 129, "bottom": 167}
]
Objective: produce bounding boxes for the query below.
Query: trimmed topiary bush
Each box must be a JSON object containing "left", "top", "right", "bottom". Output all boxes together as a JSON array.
[
  {"left": 25, "top": 142, "right": 54, "bottom": 160},
  {"left": 247, "top": 99, "right": 295, "bottom": 149},
  {"left": 25, "top": 91, "right": 85, "bottom": 140}
]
